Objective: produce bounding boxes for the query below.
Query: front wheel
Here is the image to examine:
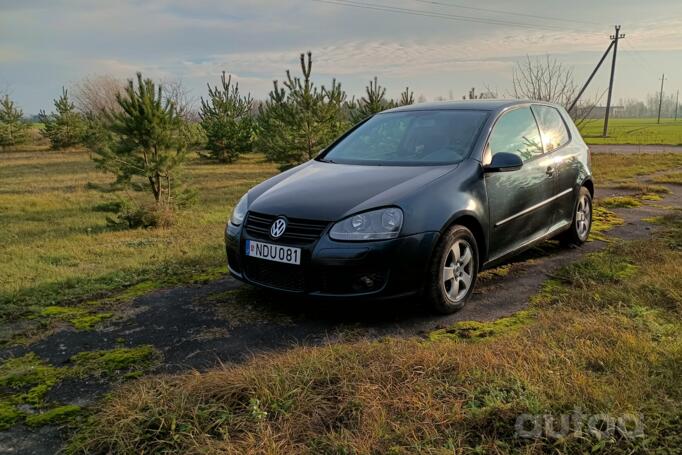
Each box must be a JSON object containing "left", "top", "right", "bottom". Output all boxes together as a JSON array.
[
  {"left": 559, "top": 187, "right": 592, "bottom": 246},
  {"left": 426, "top": 225, "right": 478, "bottom": 314}
]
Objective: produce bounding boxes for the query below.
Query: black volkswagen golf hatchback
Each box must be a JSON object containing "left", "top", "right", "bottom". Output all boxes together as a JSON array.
[{"left": 225, "top": 100, "right": 593, "bottom": 313}]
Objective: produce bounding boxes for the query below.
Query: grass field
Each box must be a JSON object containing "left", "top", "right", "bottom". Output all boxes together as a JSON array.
[
  {"left": 0, "top": 148, "right": 277, "bottom": 326},
  {"left": 579, "top": 118, "right": 682, "bottom": 145}
]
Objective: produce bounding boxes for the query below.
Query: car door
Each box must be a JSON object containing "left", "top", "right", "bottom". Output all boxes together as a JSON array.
[
  {"left": 484, "top": 106, "right": 557, "bottom": 259},
  {"left": 531, "top": 104, "right": 579, "bottom": 229}
]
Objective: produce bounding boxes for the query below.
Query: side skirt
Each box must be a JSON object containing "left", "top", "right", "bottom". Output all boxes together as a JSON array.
[{"left": 481, "top": 220, "right": 571, "bottom": 270}]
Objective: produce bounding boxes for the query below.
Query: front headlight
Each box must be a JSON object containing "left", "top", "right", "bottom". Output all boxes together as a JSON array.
[
  {"left": 329, "top": 207, "right": 403, "bottom": 241},
  {"left": 230, "top": 193, "right": 248, "bottom": 226}
]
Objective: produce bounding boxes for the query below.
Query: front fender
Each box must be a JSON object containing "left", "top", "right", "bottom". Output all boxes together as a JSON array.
[{"left": 398, "top": 159, "right": 489, "bottom": 257}]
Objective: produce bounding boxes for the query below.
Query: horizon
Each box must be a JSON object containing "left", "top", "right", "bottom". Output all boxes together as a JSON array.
[{"left": 2, "top": 0, "right": 681, "bottom": 115}]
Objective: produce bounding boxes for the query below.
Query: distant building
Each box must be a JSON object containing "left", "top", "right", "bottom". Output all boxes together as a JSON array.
[{"left": 575, "top": 105, "right": 624, "bottom": 119}]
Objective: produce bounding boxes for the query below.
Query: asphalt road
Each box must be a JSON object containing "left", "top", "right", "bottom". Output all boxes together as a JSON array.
[{"left": 589, "top": 144, "right": 682, "bottom": 154}]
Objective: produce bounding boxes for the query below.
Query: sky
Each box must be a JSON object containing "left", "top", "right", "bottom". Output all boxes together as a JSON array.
[{"left": 2, "top": 0, "right": 682, "bottom": 114}]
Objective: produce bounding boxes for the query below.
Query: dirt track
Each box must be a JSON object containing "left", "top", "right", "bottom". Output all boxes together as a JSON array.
[{"left": 1, "top": 183, "right": 680, "bottom": 455}]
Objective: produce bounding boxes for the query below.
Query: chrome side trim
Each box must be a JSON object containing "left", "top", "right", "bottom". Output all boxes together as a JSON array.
[
  {"left": 484, "top": 219, "right": 571, "bottom": 267},
  {"left": 495, "top": 188, "right": 573, "bottom": 227}
]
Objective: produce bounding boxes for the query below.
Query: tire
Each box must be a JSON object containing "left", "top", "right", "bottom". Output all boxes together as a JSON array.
[
  {"left": 426, "top": 225, "right": 478, "bottom": 314},
  {"left": 559, "top": 186, "right": 592, "bottom": 246}
]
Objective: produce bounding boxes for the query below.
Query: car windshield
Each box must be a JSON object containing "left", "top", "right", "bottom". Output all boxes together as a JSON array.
[{"left": 321, "top": 110, "right": 488, "bottom": 165}]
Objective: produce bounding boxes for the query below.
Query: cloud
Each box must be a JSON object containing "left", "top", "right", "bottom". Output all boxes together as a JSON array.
[{"left": 3, "top": 0, "right": 682, "bottom": 112}]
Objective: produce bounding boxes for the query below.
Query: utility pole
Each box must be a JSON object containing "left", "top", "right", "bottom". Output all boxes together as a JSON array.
[
  {"left": 603, "top": 25, "right": 625, "bottom": 137},
  {"left": 568, "top": 40, "right": 615, "bottom": 114},
  {"left": 674, "top": 89, "right": 679, "bottom": 121},
  {"left": 657, "top": 74, "right": 666, "bottom": 124}
]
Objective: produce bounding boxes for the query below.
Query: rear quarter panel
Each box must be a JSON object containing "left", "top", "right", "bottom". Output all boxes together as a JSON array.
[{"left": 553, "top": 108, "right": 592, "bottom": 224}]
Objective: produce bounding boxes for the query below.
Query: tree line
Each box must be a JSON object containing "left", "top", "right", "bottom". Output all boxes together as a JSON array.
[
  {"left": 0, "top": 51, "right": 414, "bottom": 228},
  {"left": 4, "top": 53, "right": 668, "bottom": 228}
]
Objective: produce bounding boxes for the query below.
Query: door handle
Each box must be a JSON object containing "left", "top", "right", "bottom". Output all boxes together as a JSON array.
[{"left": 546, "top": 166, "right": 556, "bottom": 176}]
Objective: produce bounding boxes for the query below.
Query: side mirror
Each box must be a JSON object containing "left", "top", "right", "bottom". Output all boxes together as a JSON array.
[{"left": 484, "top": 152, "right": 523, "bottom": 173}]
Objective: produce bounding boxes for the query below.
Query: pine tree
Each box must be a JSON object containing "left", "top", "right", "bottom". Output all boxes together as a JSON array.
[
  {"left": 90, "top": 73, "right": 191, "bottom": 211},
  {"left": 350, "top": 76, "right": 391, "bottom": 124},
  {"left": 199, "top": 71, "right": 254, "bottom": 163},
  {"left": 348, "top": 80, "right": 414, "bottom": 124},
  {"left": 0, "top": 95, "right": 28, "bottom": 149},
  {"left": 39, "top": 88, "right": 85, "bottom": 149},
  {"left": 258, "top": 52, "right": 348, "bottom": 170},
  {"left": 397, "top": 86, "right": 415, "bottom": 106}
]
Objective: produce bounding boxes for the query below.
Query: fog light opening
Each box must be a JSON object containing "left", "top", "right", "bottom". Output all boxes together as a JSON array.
[{"left": 359, "top": 275, "right": 375, "bottom": 289}]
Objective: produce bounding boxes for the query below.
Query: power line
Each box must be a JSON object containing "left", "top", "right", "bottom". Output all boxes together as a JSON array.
[
  {"left": 311, "top": 0, "right": 560, "bottom": 31},
  {"left": 410, "top": 0, "right": 600, "bottom": 26},
  {"left": 621, "top": 40, "right": 655, "bottom": 74}
]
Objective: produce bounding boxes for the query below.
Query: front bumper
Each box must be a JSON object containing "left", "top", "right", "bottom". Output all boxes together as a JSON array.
[{"left": 225, "top": 221, "right": 439, "bottom": 300}]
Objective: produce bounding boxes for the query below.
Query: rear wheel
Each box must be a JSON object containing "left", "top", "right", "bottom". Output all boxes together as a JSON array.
[
  {"left": 559, "top": 187, "right": 592, "bottom": 246},
  {"left": 426, "top": 225, "right": 478, "bottom": 314}
]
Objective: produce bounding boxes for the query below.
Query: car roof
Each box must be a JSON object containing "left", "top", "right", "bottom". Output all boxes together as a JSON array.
[{"left": 382, "top": 99, "right": 553, "bottom": 114}]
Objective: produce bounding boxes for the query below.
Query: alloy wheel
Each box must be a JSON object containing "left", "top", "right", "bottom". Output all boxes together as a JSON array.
[
  {"left": 442, "top": 239, "right": 474, "bottom": 302},
  {"left": 576, "top": 194, "right": 591, "bottom": 240}
]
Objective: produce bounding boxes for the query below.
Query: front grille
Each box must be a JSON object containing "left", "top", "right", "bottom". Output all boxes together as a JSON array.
[
  {"left": 243, "top": 257, "right": 305, "bottom": 292},
  {"left": 245, "top": 212, "right": 329, "bottom": 243}
]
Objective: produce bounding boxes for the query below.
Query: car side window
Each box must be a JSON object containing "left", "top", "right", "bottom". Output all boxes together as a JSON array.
[
  {"left": 488, "top": 107, "right": 543, "bottom": 162},
  {"left": 531, "top": 105, "right": 570, "bottom": 152}
]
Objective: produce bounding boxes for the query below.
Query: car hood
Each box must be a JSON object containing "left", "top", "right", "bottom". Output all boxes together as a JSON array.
[{"left": 248, "top": 160, "right": 457, "bottom": 221}]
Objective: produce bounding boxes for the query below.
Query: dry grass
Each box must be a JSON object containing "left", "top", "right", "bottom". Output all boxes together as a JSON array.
[
  {"left": 590, "top": 153, "right": 682, "bottom": 186},
  {"left": 651, "top": 172, "right": 682, "bottom": 185},
  {"left": 68, "top": 216, "right": 682, "bottom": 454}
]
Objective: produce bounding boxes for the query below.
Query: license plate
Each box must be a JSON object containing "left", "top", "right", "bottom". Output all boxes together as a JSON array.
[{"left": 245, "top": 240, "right": 301, "bottom": 265}]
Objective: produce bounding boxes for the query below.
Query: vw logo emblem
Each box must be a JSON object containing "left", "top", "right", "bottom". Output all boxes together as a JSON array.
[{"left": 270, "top": 217, "right": 287, "bottom": 239}]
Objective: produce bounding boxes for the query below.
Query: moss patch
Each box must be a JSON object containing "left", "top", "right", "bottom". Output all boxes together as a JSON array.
[
  {"left": 643, "top": 216, "right": 664, "bottom": 224},
  {"left": 114, "top": 280, "right": 159, "bottom": 301},
  {"left": 598, "top": 195, "right": 643, "bottom": 209},
  {"left": 35, "top": 305, "right": 113, "bottom": 332},
  {"left": 189, "top": 266, "right": 225, "bottom": 284},
  {"left": 590, "top": 206, "right": 624, "bottom": 241},
  {"left": 641, "top": 192, "right": 664, "bottom": 201},
  {"left": 478, "top": 264, "right": 513, "bottom": 281},
  {"left": 0, "top": 353, "right": 63, "bottom": 403},
  {"left": 0, "top": 346, "right": 161, "bottom": 430},
  {"left": 69, "top": 312, "right": 113, "bottom": 330},
  {"left": 0, "top": 353, "right": 66, "bottom": 429},
  {"left": 0, "top": 401, "right": 21, "bottom": 430},
  {"left": 70, "top": 346, "right": 160, "bottom": 377},
  {"left": 39, "top": 306, "right": 82, "bottom": 318},
  {"left": 429, "top": 310, "right": 534, "bottom": 341},
  {"left": 25, "top": 404, "right": 81, "bottom": 427}
]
